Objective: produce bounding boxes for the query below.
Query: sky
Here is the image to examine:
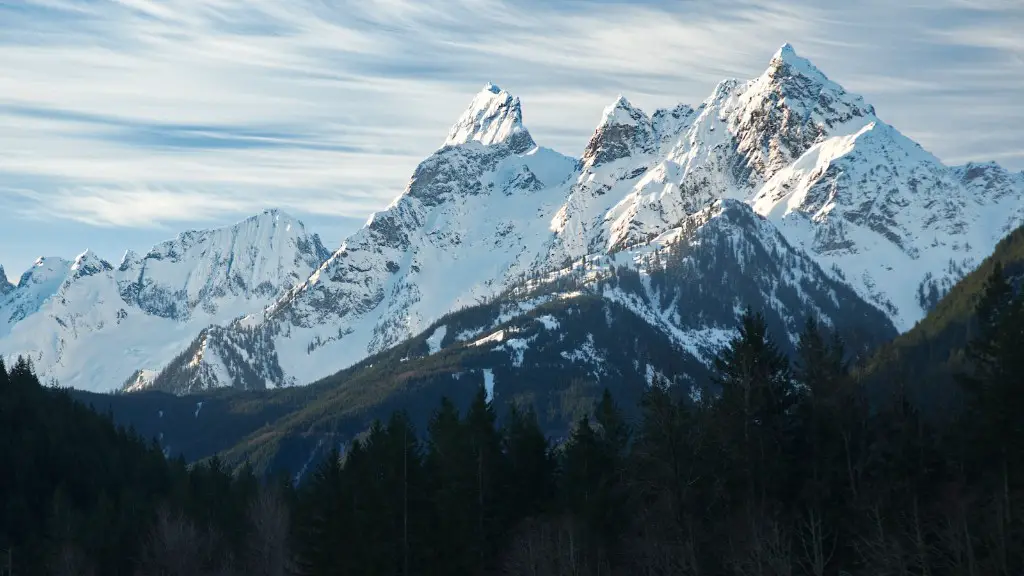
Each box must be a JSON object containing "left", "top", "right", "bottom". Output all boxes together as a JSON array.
[{"left": 1, "top": 0, "right": 1022, "bottom": 284}]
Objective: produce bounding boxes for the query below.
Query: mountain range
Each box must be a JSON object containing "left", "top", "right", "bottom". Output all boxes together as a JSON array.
[{"left": 2, "top": 43, "right": 1022, "bottom": 396}]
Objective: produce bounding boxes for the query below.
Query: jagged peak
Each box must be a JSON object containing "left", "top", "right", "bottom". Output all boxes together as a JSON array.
[
  {"left": 71, "top": 249, "right": 100, "bottom": 269},
  {"left": 70, "top": 249, "right": 113, "bottom": 279},
  {"left": 581, "top": 95, "right": 655, "bottom": 168},
  {"left": 599, "top": 95, "right": 649, "bottom": 128},
  {"left": 18, "top": 256, "right": 71, "bottom": 287},
  {"left": 444, "top": 83, "right": 535, "bottom": 153},
  {"left": 0, "top": 265, "right": 13, "bottom": 293},
  {"left": 763, "top": 42, "right": 831, "bottom": 85},
  {"left": 256, "top": 207, "right": 289, "bottom": 219},
  {"left": 119, "top": 249, "right": 140, "bottom": 269},
  {"left": 752, "top": 43, "right": 874, "bottom": 119}
]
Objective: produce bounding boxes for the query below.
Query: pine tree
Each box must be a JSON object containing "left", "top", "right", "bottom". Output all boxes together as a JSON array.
[
  {"left": 959, "top": 262, "right": 1024, "bottom": 466},
  {"left": 464, "top": 385, "right": 507, "bottom": 574},
  {"left": 956, "top": 262, "right": 1024, "bottom": 574},
  {"left": 503, "top": 403, "right": 555, "bottom": 522},
  {"left": 293, "top": 447, "right": 345, "bottom": 576},
  {"left": 711, "top": 307, "right": 795, "bottom": 511},
  {"left": 425, "top": 397, "right": 474, "bottom": 576}
]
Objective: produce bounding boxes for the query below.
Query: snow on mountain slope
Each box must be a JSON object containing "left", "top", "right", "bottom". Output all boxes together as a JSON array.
[
  {"left": 186, "top": 86, "right": 579, "bottom": 389},
  {"left": 15, "top": 44, "right": 1007, "bottom": 395},
  {"left": 554, "top": 44, "right": 1023, "bottom": 331},
  {"left": 0, "top": 256, "right": 73, "bottom": 332},
  {"left": 0, "top": 210, "right": 329, "bottom": 391},
  {"left": 154, "top": 46, "right": 1023, "bottom": 393}
]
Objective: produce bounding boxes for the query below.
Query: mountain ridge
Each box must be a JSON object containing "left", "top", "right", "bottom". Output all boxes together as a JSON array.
[
  {"left": 0, "top": 209, "right": 329, "bottom": 391},
  {"left": 104, "top": 44, "right": 1024, "bottom": 392},
  {"left": 2, "top": 43, "right": 1022, "bottom": 394}
]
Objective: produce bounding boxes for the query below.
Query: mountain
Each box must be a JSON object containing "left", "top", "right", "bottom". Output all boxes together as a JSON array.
[
  {"left": 84, "top": 194, "right": 896, "bottom": 476},
  {"left": 78, "top": 221, "right": 1024, "bottom": 483},
  {"left": 155, "top": 44, "right": 1020, "bottom": 394},
  {"left": 0, "top": 210, "right": 329, "bottom": 391}
]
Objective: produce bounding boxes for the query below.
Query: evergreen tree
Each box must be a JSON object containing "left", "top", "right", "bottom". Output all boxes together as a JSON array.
[
  {"left": 710, "top": 307, "right": 795, "bottom": 510},
  {"left": 424, "top": 397, "right": 474, "bottom": 576},
  {"left": 463, "top": 385, "right": 507, "bottom": 574},
  {"left": 503, "top": 403, "right": 555, "bottom": 521},
  {"left": 293, "top": 448, "right": 345, "bottom": 576}
]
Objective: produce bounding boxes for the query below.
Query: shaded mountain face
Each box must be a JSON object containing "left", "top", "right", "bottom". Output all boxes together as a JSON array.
[
  {"left": 0, "top": 210, "right": 329, "bottom": 392},
  {"left": 153, "top": 45, "right": 1020, "bottom": 395},
  {"left": 82, "top": 274, "right": 892, "bottom": 479}
]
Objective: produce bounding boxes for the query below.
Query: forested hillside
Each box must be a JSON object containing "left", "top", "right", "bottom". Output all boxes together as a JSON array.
[
  {"left": 3, "top": 261, "right": 1022, "bottom": 574},
  {"left": 859, "top": 224, "right": 1024, "bottom": 413}
]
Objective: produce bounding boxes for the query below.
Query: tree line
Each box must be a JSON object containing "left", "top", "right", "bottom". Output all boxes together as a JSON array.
[{"left": 1, "top": 264, "right": 1021, "bottom": 575}]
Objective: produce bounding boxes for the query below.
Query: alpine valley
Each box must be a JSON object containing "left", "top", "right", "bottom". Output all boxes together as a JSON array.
[{"left": 4, "top": 45, "right": 1024, "bottom": 470}]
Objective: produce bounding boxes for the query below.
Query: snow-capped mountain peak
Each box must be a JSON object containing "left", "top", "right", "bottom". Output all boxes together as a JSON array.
[
  {"left": 18, "top": 256, "right": 72, "bottom": 291},
  {"left": 444, "top": 83, "right": 535, "bottom": 153},
  {"left": 582, "top": 95, "right": 655, "bottom": 168},
  {"left": 745, "top": 42, "right": 875, "bottom": 133},
  {"left": 70, "top": 250, "right": 113, "bottom": 279},
  {"left": 600, "top": 95, "right": 647, "bottom": 128}
]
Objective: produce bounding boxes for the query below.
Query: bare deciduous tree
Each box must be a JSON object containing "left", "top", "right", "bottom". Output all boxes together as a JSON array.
[
  {"left": 796, "top": 507, "right": 836, "bottom": 576},
  {"left": 500, "top": 515, "right": 609, "bottom": 576},
  {"left": 245, "top": 486, "right": 294, "bottom": 576},
  {"left": 135, "top": 506, "right": 233, "bottom": 576}
]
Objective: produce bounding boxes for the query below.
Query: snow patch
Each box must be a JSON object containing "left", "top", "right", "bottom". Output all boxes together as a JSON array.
[
  {"left": 426, "top": 324, "right": 447, "bottom": 354},
  {"left": 536, "top": 315, "right": 560, "bottom": 330},
  {"left": 482, "top": 369, "right": 495, "bottom": 402},
  {"left": 471, "top": 329, "right": 505, "bottom": 347}
]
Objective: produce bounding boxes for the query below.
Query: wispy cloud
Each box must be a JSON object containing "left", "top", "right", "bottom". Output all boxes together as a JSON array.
[{"left": 0, "top": 0, "right": 1022, "bottom": 277}]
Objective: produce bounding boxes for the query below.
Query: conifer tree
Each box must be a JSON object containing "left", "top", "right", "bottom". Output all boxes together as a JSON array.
[
  {"left": 711, "top": 307, "right": 794, "bottom": 509},
  {"left": 293, "top": 447, "right": 345, "bottom": 576},
  {"left": 425, "top": 397, "right": 473, "bottom": 576},
  {"left": 503, "top": 403, "right": 555, "bottom": 522}
]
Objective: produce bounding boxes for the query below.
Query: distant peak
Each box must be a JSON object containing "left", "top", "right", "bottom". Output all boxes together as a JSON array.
[
  {"left": 237, "top": 208, "right": 304, "bottom": 230},
  {"left": 71, "top": 249, "right": 112, "bottom": 277},
  {"left": 444, "top": 83, "right": 535, "bottom": 153},
  {"left": 19, "top": 256, "right": 72, "bottom": 287},
  {"left": 72, "top": 249, "right": 94, "bottom": 265},
  {"left": 748, "top": 41, "right": 876, "bottom": 125},
  {"left": 599, "top": 95, "right": 648, "bottom": 128},
  {"left": 255, "top": 207, "right": 293, "bottom": 221},
  {"left": 774, "top": 42, "right": 796, "bottom": 59},
  {"left": 582, "top": 94, "right": 654, "bottom": 167},
  {"left": 119, "top": 249, "right": 141, "bottom": 270},
  {"left": 763, "top": 42, "right": 828, "bottom": 84}
]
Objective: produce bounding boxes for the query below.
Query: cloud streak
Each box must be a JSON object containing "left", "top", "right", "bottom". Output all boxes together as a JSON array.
[{"left": 0, "top": 0, "right": 1022, "bottom": 278}]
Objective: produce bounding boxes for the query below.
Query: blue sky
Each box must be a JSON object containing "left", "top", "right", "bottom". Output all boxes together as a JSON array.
[{"left": 1, "top": 0, "right": 1022, "bottom": 283}]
